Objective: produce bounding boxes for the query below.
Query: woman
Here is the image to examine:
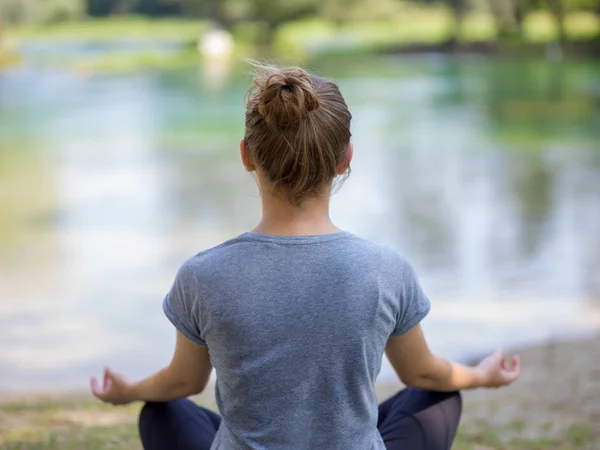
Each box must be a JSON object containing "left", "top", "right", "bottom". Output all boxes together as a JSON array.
[{"left": 91, "top": 65, "right": 521, "bottom": 450}]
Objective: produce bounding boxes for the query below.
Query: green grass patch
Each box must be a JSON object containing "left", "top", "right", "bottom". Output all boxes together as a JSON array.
[
  {"left": 565, "top": 11, "right": 600, "bottom": 40},
  {"left": 0, "top": 394, "right": 597, "bottom": 450},
  {"left": 6, "top": 17, "right": 210, "bottom": 43},
  {"left": 276, "top": 10, "right": 600, "bottom": 59},
  {"left": 0, "top": 396, "right": 136, "bottom": 414},
  {"left": 523, "top": 11, "right": 561, "bottom": 42},
  {"left": 565, "top": 424, "right": 592, "bottom": 446},
  {"left": 460, "top": 13, "right": 498, "bottom": 43},
  {"left": 523, "top": 10, "right": 600, "bottom": 42},
  {"left": 506, "top": 418, "right": 527, "bottom": 433},
  {"left": 67, "top": 49, "right": 200, "bottom": 73},
  {"left": 275, "top": 10, "right": 456, "bottom": 57},
  {"left": 1, "top": 424, "right": 140, "bottom": 450},
  {"left": 454, "top": 432, "right": 596, "bottom": 449},
  {"left": 0, "top": 396, "right": 141, "bottom": 449}
]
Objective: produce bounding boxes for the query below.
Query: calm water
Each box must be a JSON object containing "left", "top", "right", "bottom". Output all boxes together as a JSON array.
[{"left": 1, "top": 55, "right": 599, "bottom": 392}]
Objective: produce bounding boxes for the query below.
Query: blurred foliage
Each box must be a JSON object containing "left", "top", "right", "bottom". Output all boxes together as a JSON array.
[
  {"left": 0, "top": 0, "right": 599, "bottom": 52},
  {"left": 0, "top": 0, "right": 84, "bottom": 23}
]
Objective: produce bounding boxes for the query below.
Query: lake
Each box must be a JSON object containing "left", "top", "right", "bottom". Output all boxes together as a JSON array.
[{"left": 1, "top": 54, "right": 599, "bottom": 392}]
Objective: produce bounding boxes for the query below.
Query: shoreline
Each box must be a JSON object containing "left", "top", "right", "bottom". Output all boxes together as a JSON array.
[
  {"left": 1, "top": 326, "right": 597, "bottom": 399},
  {"left": 1, "top": 334, "right": 598, "bottom": 448}
]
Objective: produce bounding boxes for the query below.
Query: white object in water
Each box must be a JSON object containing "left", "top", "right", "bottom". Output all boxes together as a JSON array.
[
  {"left": 545, "top": 42, "right": 564, "bottom": 62},
  {"left": 198, "top": 29, "right": 234, "bottom": 60}
]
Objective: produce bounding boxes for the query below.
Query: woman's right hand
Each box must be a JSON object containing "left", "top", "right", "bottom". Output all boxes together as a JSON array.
[
  {"left": 91, "top": 368, "right": 135, "bottom": 405},
  {"left": 475, "top": 350, "right": 521, "bottom": 388}
]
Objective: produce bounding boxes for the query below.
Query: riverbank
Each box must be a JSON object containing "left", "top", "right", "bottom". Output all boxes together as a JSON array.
[
  {"left": 1, "top": 334, "right": 598, "bottom": 449},
  {"left": 1, "top": 10, "right": 599, "bottom": 72}
]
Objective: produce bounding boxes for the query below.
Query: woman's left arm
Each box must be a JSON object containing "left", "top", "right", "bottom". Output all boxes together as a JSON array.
[{"left": 91, "top": 331, "right": 212, "bottom": 405}]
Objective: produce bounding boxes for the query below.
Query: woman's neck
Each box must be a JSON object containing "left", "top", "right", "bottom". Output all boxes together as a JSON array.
[{"left": 253, "top": 192, "right": 340, "bottom": 236}]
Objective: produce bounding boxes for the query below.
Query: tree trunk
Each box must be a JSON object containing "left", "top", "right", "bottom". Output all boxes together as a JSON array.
[
  {"left": 547, "top": 0, "right": 566, "bottom": 44},
  {"left": 448, "top": 0, "right": 466, "bottom": 45},
  {"left": 261, "top": 21, "right": 278, "bottom": 48},
  {"left": 488, "top": 0, "right": 512, "bottom": 40},
  {"left": 513, "top": 0, "right": 529, "bottom": 38}
]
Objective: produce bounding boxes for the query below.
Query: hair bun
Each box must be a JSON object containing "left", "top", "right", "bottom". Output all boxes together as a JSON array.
[{"left": 254, "top": 67, "right": 320, "bottom": 128}]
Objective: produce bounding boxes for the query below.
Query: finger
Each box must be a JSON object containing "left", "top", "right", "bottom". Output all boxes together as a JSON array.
[
  {"left": 500, "top": 355, "right": 508, "bottom": 370},
  {"left": 91, "top": 376, "right": 100, "bottom": 394},
  {"left": 105, "top": 377, "right": 113, "bottom": 392},
  {"left": 503, "top": 355, "right": 518, "bottom": 373},
  {"left": 512, "top": 355, "right": 521, "bottom": 373},
  {"left": 494, "top": 350, "right": 505, "bottom": 364},
  {"left": 106, "top": 368, "right": 117, "bottom": 380},
  {"left": 90, "top": 377, "right": 105, "bottom": 399},
  {"left": 484, "top": 350, "right": 499, "bottom": 366},
  {"left": 103, "top": 367, "right": 110, "bottom": 390},
  {"left": 504, "top": 358, "right": 521, "bottom": 382}
]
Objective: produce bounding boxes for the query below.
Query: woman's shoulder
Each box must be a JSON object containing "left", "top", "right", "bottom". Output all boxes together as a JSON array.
[
  {"left": 174, "top": 234, "right": 253, "bottom": 275},
  {"left": 346, "top": 235, "right": 410, "bottom": 263}
]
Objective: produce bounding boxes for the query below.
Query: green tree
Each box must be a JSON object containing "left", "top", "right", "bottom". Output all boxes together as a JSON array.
[
  {"left": 487, "top": 0, "right": 524, "bottom": 38},
  {"left": 546, "top": 0, "right": 566, "bottom": 42},
  {"left": 486, "top": 0, "right": 600, "bottom": 43},
  {"left": 181, "top": 0, "right": 319, "bottom": 46},
  {"left": 179, "top": 0, "right": 239, "bottom": 30},
  {"left": 447, "top": 0, "right": 469, "bottom": 43},
  {"left": 318, "top": 0, "right": 360, "bottom": 24},
  {"left": 0, "top": 0, "right": 31, "bottom": 23},
  {"left": 239, "top": 0, "right": 320, "bottom": 46},
  {"left": 1, "top": 0, "right": 84, "bottom": 23}
]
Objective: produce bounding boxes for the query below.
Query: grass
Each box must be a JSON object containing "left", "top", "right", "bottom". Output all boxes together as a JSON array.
[
  {"left": 450, "top": 419, "right": 598, "bottom": 449},
  {"left": 0, "top": 396, "right": 597, "bottom": 450},
  {"left": 1, "top": 423, "right": 140, "bottom": 450},
  {"left": 0, "top": 396, "right": 141, "bottom": 450}
]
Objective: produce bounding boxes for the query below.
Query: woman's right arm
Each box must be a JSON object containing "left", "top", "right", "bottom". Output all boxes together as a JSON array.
[{"left": 385, "top": 324, "right": 521, "bottom": 391}]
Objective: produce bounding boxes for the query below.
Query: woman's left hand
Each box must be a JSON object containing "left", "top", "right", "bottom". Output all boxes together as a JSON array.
[{"left": 91, "top": 368, "right": 135, "bottom": 405}]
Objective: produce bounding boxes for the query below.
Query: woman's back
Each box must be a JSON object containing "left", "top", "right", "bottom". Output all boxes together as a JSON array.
[
  {"left": 91, "top": 64, "right": 520, "bottom": 450},
  {"left": 164, "top": 232, "right": 430, "bottom": 449}
]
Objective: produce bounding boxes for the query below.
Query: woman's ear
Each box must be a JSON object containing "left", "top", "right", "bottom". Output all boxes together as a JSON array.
[
  {"left": 336, "top": 142, "right": 354, "bottom": 175},
  {"left": 240, "top": 139, "right": 255, "bottom": 172}
]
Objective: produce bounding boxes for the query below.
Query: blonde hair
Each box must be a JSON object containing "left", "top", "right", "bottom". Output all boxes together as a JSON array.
[{"left": 244, "top": 63, "right": 352, "bottom": 206}]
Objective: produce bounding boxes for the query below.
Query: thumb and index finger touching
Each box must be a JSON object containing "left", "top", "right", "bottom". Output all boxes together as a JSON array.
[
  {"left": 91, "top": 367, "right": 113, "bottom": 400},
  {"left": 497, "top": 352, "right": 522, "bottom": 384}
]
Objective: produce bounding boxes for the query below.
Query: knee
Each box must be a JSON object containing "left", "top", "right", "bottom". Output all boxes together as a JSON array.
[
  {"left": 419, "top": 389, "right": 462, "bottom": 418},
  {"left": 424, "top": 391, "right": 462, "bottom": 449},
  {"left": 447, "top": 391, "right": 463, "bottom": 417},
  {"left": 443, "top": 390, "right": 462, "bottom": 403},
  {"left": 433, "top": 390, "right": 462, "bottom": 416},
  {"left": 138, "top": 402, "right": 167, "bottom": 437},
  {"left": 139, "top": 402, "right": 172, "bottom": 450},
  {"left": 140, "top": 401, "right": 160, "bottom": 421},
  {"left": 418, "top": 388, "right": 462, "bottom": 403}
]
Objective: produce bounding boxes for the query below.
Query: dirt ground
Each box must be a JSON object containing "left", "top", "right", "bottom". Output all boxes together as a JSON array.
[{"left": 1, "top": 335, "right": 599, "bottom": 449}]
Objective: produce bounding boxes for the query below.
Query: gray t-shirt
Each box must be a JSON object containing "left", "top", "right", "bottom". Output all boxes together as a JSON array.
[{"left": 163, "top": 231, "right": 430, "bottom": 450}]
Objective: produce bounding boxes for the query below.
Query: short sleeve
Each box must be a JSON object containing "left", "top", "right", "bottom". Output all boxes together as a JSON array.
[
  {"left": 162, "top": 259, "right": 207, "bottom": 346},
  {"left": 390, "top": 258, "right": 431, "bottom": 337}
]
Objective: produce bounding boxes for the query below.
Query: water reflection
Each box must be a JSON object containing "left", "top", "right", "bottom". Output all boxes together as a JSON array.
[
  {"left": 0, "top": 56, "right": 599, "bottom": 391},
  {"left": 200, "top": 59, "right": 233, "bottom": 92}
]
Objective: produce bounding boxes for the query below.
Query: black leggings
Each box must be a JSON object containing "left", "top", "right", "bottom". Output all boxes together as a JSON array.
[{"left": 138, "top": 388, "right": 462, "bottom": 450}]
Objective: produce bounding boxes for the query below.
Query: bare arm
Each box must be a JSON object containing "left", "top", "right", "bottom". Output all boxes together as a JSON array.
[
  {"left": 91, "top": 331, "right": 212, "bottom": 405},
  {"left": 385, "top": 324, "right": 520, "bottom": 391}
]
